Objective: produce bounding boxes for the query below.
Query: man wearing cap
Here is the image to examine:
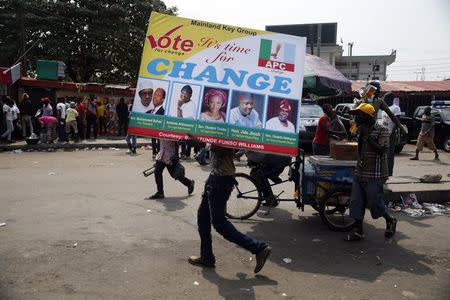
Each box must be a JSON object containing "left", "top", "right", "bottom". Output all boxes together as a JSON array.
[
  {"left": 229, "top": 92, "right": 262, "bottom": 128},
  {"left": 65, "top": 102, "right": 79, "bottom": 142},
  {"left": 266, "top": 100, "right": 295, "bottom": 133},
  {"left": 346, "top": 103, "right": 397, "bottom": 241},
  {"left": 137, "top": 81, "right": 153, "bottom": 113}
]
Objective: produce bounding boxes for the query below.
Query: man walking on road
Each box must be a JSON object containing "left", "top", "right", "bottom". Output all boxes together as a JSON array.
[
  {"left": 346, "top": 103, "right": 397, "bottom": 241},
  {"left": 187, "top": 134, "right": 271, "bottom": 273},
  {"left": 410, "top": 106, "right": 439, "bottom": 161}
]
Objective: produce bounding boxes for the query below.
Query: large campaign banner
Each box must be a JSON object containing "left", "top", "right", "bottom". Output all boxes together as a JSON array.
[{"left": 128, "top": 12, "right": 306, "bottom": 156}]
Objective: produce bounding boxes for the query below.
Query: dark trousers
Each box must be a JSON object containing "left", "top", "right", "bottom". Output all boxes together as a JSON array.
[
  {"left": 181, "top": 143, "right": 191, "bottom": 157},
  {"left": 85, "top": 115, "right": 97, "bottom": 139},
  {"left": 98, "top": 116, "right": 107, "bottom": 135},
  {"left": 197, "top": 175, "right": 266, "bottom": 264},
  {"left": 349, "top": 176, "right": 386, "bottom": 220},
  {"left": 58, "top": 118, "right": 67, "bottom": 141},
  {"left": 118, "top": 118, "right": 128, "bottom": 136},
  {"left": 312, "top": 143, "right": 330, "bottom": 156},
  {"left": 387, "top": 130, "right": 397, "bottom": 176},
  {"left": 154, "top": 161, "right": 191, "bottom": 194},
  {"left": 151, "top": 138, "right": 160, "bottom": 156},
  {"left": 77, "top": 119, "right": 85, "bottom": 140}
]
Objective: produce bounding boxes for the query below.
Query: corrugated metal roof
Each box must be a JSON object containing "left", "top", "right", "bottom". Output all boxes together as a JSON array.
[{"left": 352, "top": 80, "right": 450, "bottom": 92}]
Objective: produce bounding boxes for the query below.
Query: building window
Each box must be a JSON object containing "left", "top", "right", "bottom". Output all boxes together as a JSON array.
[
  {"left": 372, "top": 64, "right": 380, "bottom": 72},
  {"left": 372, "top": 76, "right": 379, "bottom": 80}
]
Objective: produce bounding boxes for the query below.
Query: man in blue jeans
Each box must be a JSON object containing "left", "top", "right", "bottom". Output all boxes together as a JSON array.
[
  {"left": 187, "top": 135, "right": 271, "bottom": 273},
  {"left": 345, "top": 103, "right": 397, "bottom": 241}
]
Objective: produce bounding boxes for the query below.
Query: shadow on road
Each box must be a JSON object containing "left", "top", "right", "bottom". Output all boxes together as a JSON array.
[
  {"left": 201, "top": 269, "right": 278, "bottom": 300},
  {"left": 153, "top": 196, "right": 190, "bottom": 212},
  {"left": 240, "top": 208, "right": 434, "bottom": 282}
]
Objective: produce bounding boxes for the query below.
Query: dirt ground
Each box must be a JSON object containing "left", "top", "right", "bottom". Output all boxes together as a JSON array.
[{"left": 0, "top": 146, "right": 449, "bottom": 299}]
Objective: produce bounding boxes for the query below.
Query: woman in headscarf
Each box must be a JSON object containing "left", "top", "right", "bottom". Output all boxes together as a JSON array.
[
  {"left": 41, "top": 97, "right": 53, "bottom": 116},
  {"left": 199, "top": 89, "right": 227, "bottom": 122}
]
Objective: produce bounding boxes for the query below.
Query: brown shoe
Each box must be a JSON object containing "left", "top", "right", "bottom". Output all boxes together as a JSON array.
[
  {"left": 188, "top": 256, "right": 215, "bottom": 268},
  {"left": 254, "top": 245, "right": 272, "bottom": 273}
]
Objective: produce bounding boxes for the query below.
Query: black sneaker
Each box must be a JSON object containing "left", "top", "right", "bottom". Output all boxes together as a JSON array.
[
  {"left": 149, "top": 192, "right": 165, "bottom": 199},
  {"left": 254, "top": 245, "right": 272, "bottom": 273},
  {"left": 188, "top": 256, "right": 215, "bottom": 268},
  {"left": 188, "top": 180, "right": 195, "bottom": 195}
]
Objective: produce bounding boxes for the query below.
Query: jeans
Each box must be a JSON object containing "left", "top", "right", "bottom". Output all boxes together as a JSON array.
[
  {"left": 21, "top": 115, "right": 34, "bottom": 137},
  {"left": 98, "top": 116, "right": 107, "bottom": 135},
  {"left": 387, "top": 130, "right": 397, "bottom": 176},
  {"left": 118, "top": 118, "right": 128, "bottom": 136},
  {"left": 349, "top": 176, "right": 386, "bottom": 220},
  {"left": 151, "top": 138, "right": 160, "bottom": 156},
  {"left": 125, "top": 134, "right": 136, "bottom": 147},
  {"left": 86, "top": 115, "right": 97, "bottom": 139},
  {"left": 1, "top": 120, "right": 13, "bottom": 141},
  {"left": 312, "top": 143, "right": 330, "bottom": 156},
  {"left": 197, "top": 175, "right": 266, "bottom": 264},
  {"left": 154, "top": 161, "right": 191, "bottom": 194}
]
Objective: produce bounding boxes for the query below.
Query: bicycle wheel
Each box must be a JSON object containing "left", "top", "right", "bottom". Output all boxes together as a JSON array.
[
  {"left": 226, "top": 173, "right": 262, "bottom": 220},
  {"left": 319, "top": 189, "right": 355, "bottom": 231}
]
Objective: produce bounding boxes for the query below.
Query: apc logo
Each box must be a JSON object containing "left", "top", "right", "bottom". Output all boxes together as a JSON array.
[
  {"left": 147, "top": 25, "right": 194, "bottom": 52},
  {"left": 258, "top": 39, "right": 296, "bottom": 72}
]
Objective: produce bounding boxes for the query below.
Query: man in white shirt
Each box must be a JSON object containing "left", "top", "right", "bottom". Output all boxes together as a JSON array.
[
  {"left": 265, "top": 99, "right": 296, "bottom": 133},
  {"left": 1, "top": 97, "right": 14, "bottom": 143},
  {"left": 176, "top": 85, "right": 197, "bottom": 119},
  {"left": 229, "top": 92, "right": 262, "bottom": 128},
  {"left": 56, "top": 97, "right": 67, "bottom": 142},
  {"left": 382, "top": 96, "right": 402, "bottom": 176}
]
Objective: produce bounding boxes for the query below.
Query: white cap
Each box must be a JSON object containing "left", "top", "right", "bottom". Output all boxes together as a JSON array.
[{"left": 137, "top": 80, "right": 153, "bottom": 93}]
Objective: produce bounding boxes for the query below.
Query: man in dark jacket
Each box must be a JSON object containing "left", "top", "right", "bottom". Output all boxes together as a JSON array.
[{"left": 116, "top": 98, "right": 129, "bottom": 136}]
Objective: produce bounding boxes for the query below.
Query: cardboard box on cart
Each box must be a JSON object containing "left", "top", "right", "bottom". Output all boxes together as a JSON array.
[{"left": 330, "top": 140, "right": 358, "bottom": 161}]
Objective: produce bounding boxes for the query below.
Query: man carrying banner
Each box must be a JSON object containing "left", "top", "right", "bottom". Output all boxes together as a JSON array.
[
  {"left": 187, "top": 134, "right": 272, "bottom": 273},
  {"left": 229, "top": 92, "right": 262, "bottom": 128},
  {"left": 266, "top": 100, "right": 295, "bottom": 133}
]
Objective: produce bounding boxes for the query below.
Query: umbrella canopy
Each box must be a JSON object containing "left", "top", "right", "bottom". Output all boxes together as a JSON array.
[{"left": 303, "top": 53, "right": 352, "bottom": 96}]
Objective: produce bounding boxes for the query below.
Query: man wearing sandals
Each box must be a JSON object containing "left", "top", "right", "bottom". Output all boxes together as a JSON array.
[{"left": 346, "top": 103, "right": 397, "bottom": 241}]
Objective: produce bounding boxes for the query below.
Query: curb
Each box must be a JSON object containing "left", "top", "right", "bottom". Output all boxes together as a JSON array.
[{"left": 0, "top": 142, "right": 149, "bottom": 152}]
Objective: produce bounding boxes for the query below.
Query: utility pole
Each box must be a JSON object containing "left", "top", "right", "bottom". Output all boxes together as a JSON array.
[
  {"left": 347, "top": 42, "right": 353, "bottom": 79},
  {"left": 421, "top": 67, "right": 425, "bottom": 81},
  {"left": 414, "top": 69, "right": 421, "bottom": 81},
  {"left": 317, "top": 24, "right": 322, "bottom": 57}
]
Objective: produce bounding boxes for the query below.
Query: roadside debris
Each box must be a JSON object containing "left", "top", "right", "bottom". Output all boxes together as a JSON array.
[
  {"left": 146, "top": 209, "right": 152, "bottom": 213},
  {"left": 0, "top": 223, "right": 6, "bottom": 227},
  {"left": 282, "top": 293, "right": 288, "bottom": 297},
  {"left": 109, "top": 147, "right": 120, "bottom": 151},
  {"left": 193, "top": 281, "right": 199, "bottom": 286},
  {"left": 312, "top": 238, "right": 322, "bottom": 242},
  {"left": 388, "top": 193, "right": 450, "bottom": 217},
  {"left": 48, "top": 172, "right": 57, "bottom": 176},
  {"left": 419, "top": 174, "right": 442, "bottom": 183},
  {"left": 13, "top": 149, "right": 23, "bottom": 154},
  {"left": 282, "top": 258, "right": 292, "bottom": 264},
  {"left": 240, "top": 288, "right": 251, "bottom": 292}
]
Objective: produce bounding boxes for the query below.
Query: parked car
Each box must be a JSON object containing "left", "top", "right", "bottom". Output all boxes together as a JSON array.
[
  {"left": 334, "top": 102, "right": 408, "bottom": 153},
  {"left": 400, "top": 100, "right": 450, "bottom": 152},
  {"left": 298, "top": 101, "right": 324, "bottom": 146}
]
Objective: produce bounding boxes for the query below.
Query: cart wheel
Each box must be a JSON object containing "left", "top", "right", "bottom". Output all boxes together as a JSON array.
[
  {"left": 226, "top": 173, "right": 262, "bottom": 220},
  {"left": 319, "top": 189, "right": 355, "bottom": 231}
]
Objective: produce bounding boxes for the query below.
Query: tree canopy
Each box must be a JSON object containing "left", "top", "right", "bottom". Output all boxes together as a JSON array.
[{"left": 0, "top": 0, "right": 177, "bottom": 83}]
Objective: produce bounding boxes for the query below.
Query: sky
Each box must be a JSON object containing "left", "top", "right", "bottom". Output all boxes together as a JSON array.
[{"left": 163, "top": 0, "right": 450, "bottom": 81}]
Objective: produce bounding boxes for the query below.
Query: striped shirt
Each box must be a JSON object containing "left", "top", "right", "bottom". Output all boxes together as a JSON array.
[{"left": 354, "top": 123, "right": 389, "bottom": 182}]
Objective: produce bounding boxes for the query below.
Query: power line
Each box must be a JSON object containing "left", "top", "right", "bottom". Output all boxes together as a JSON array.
[
  {"left": 389, "top": 62, "right": 450, "bottom": 68},
  {"left": 394, "top": 57, "right": 450, "bottom": 63}
]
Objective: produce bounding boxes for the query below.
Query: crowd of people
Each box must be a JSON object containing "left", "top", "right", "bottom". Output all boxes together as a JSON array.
[{"left": 0, "top": 93, "right": 132, "bottom": 144}]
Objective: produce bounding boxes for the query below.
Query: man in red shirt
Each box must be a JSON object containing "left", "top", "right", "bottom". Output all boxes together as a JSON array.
[
  {"left": 312, "top": 104, "right": 345, "bottom": 155},
  {"left": 75, "top": 98, "right": 86, "bottom": 140}
]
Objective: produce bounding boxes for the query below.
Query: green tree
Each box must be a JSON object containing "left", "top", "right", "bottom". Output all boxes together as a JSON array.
[{"left": 0, "top": 0, "right": 177, "bottom": 83}]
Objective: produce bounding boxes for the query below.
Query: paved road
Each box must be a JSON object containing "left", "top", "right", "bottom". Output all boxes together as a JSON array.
[{"left": 0, "top": 147, "right": 449, "bottom": 299}]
